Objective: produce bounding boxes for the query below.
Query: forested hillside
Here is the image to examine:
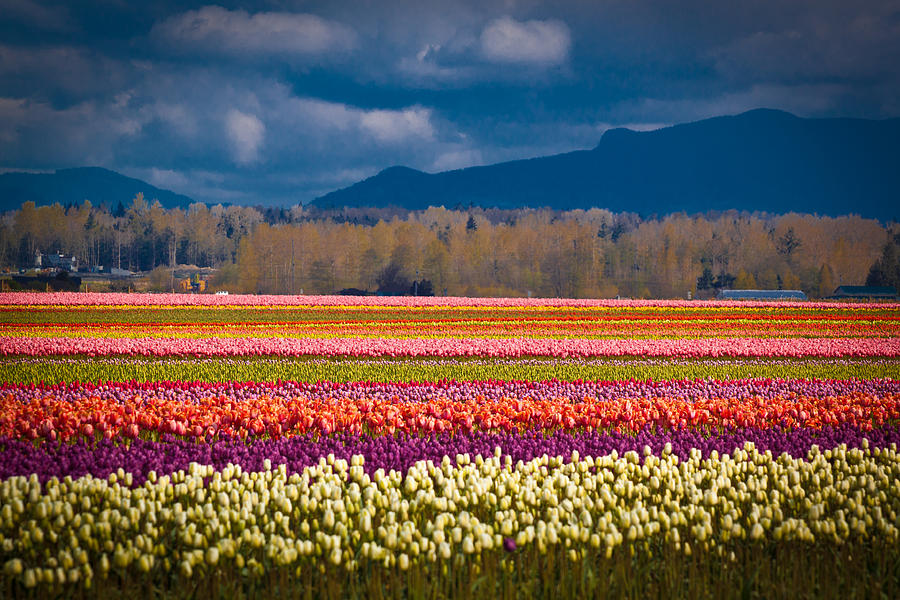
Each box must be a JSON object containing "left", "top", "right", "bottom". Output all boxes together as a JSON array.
[{"left": 0, "top": 168, "right": 195, "bottom": 212}]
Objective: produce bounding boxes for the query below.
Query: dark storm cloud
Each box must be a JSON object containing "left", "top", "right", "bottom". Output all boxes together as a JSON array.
[{"left": 1, "top": 0, "right": 898, "bottom": 205}]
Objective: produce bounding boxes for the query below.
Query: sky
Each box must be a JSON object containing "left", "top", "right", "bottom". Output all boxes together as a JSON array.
[{"left": 1, "top": 1, "right": 899, "bottom": 206}]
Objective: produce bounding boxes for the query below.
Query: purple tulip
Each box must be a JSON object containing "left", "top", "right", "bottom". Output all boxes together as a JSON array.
[{"left": 2, "top": 424, "right": 899, "bottom": 485}]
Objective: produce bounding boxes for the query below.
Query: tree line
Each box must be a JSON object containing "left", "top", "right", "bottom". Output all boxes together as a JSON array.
[{"left": 1, "top": 195, "right": 896, "bottom": 298}]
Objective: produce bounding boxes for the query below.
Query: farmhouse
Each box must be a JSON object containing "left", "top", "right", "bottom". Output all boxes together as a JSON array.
[{"left": 34, "top": 250, "right": 79, "bottom": 272}]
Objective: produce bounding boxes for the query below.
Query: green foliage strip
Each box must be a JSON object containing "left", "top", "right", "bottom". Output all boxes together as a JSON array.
[{"left": 1, "top": 357, "right": 896, "bottom": 384}]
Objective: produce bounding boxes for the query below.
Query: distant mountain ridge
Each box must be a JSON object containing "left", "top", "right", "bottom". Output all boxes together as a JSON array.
[
  {"left": 313, "top": 109, "right": 900, "bottom": 221},
  {"left": 0, "top": 167, "right": 196, "bottom": 212}
]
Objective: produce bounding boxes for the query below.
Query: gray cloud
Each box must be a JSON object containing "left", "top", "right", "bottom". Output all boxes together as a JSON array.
[
  {"left": 711, "top": 8, "right": 900, "bottom": 85},
  {"left": 390, "top": 13, "right": 572, "bottom": 86},
  {"left": 0, "top": 0, "right": 69, "bottom": 31},
  {"left": 429, "top": 147, "right": 484, "bottom": 172},
  {"left": 479, "top": 16, "right": 570, "bottom": 65},
  {"left": 360, "top": 107, "right": 434, "bottom": 143},
  {"left": 0, "top": 45, "right": 133, "bottom": 104},
  {"left": 0, "top": 95, "right": 144, "bottom": 167},
  {"left": 225, "top": 109, "right": 265, "bottom": 165},
  {"left": 151, "top": 5, "right": 356, "bottom": 58}
]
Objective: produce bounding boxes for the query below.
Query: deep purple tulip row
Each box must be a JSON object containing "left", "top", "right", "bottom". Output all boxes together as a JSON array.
[{"left": 3, "top": 424, "right": 898, "bottom": 485}]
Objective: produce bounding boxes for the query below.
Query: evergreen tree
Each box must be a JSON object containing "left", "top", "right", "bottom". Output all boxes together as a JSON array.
[
  {"left": 866, "top": 242, "right": 900, "bottom": 291},
  {"left": 696, "top": 267, "right": 715, "bottom": 290}
]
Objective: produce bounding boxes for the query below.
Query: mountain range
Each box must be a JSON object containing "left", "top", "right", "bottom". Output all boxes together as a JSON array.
[
  {"left": 1, "top": 110, "right": 898, "bottom": 220},
  {"left": 313, "top": 109, "right": 900, "bottom": 221},
  {"left": 0, "top": 167, "right": 195, "bottom": 212}
]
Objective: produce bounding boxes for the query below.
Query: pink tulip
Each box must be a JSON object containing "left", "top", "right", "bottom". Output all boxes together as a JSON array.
[{"left": 2, "top": 336, "right": 897, "bottom": 358}]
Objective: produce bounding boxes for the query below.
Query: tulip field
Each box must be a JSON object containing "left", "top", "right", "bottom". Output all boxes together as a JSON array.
[{"left": 1, "top": 292, "right": 900, "bottom": 598}]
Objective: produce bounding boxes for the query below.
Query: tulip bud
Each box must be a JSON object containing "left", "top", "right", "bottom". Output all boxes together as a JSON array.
[
  {"left": 462, "top": 536, "right": 475, "bottom": 554},
  {"left": 205, "top": 547, "right": 219, "bottom": 566},
  {"left": 23, "top": 568, "right": 37, "bottom": 588},
  {"left": 113, "top": 549, "right": 130, "bottom": 569}
]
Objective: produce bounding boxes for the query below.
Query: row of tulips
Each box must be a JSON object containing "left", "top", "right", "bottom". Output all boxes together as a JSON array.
[
  {"left": 6, "top": 290, "right": 900, "bottom": 308},
  {"left": 6, "top": 321, "right": 897, "bottom": 339},
  {"left": 9, "top": 314, "right": 899, "bottom": 325},
  {"left": 8, "top": 376, "right": 898, "bottom": 402},
  {"left": 2, "top": 379, "right": 898, "bottom": 442},
  {"left": 4, "top": 356, "right": 897, "bottom": 385},
  {"left": 2, "top": 424, "right": 898, "bottom": 484},
  {"left": 3, "top": 336, "right": 899, "bottom": 358},
  {"left": 6, "top": 306, "right": 897, "bottom": 328},
  {"left": 2, "top": 439, "right": 900, "bottom": 597}
]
